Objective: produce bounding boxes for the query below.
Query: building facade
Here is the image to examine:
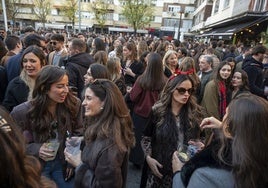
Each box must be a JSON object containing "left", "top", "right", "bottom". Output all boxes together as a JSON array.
[
  {"left": 192, "top": 0, "right": 268, "bottom": 44},
  {"left": 0, "top": 0, "right": 267, "bottom": 44},
  {"left": 0, "top": 0, "right": 196, "bottom": 40}
]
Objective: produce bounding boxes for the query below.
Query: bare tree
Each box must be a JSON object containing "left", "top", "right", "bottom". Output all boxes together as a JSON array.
[
  {"left": 32, "top": 0, "right": 51, "bottom": 29},
  {"left": 4, "top": 0, "right": 21, "bottom": 27},
  {"left": 91, "top": 0, "right": 109, "bottom": 33},
  {"left": 120, "top": 0, "right": 153, "bottom": 35},
  {"left": 62, "top": 0, "right": 78, "bottom": 31}
]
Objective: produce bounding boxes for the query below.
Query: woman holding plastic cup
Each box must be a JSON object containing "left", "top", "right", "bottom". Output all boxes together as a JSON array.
[
  {"left": 11, "top": 66, "right": 83, "bottom": 188},
  {"left": 140, "top": 73, "right": 205, "bottom": 187},
  {"left": 172, "top": 94, "right": 268, "bottom": 187},
  {"left": 64, "top": 79, "right": 135, "bottom": 187}
]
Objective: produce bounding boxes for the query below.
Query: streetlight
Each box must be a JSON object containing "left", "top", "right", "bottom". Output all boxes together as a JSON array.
[
  {"left": 177, "top": 10, "right": 183, "bottom": 41},
  {"left": 78, "top": 0, "right": 81, "bottom": 33},
  {"left": 1, "top": 0, "right": 8, "bottom": 32}
]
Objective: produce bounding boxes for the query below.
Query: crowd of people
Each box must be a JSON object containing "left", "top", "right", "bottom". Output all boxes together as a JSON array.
[{"left": 0, "top": 25, "right": 268, "bottom": 188}]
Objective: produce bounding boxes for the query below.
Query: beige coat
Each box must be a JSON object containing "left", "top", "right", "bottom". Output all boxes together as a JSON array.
[{"left": 48, "top": 49, "right": 68, "bottom": 65}]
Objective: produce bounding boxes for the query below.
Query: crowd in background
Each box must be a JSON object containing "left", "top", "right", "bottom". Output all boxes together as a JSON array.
[{"left": 0, "top": 25, "right": 268, "bottom": 188}]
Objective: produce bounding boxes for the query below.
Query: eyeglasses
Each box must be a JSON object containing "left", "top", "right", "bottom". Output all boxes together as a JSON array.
[
  {"left": 50, "top": 41, "right": 58, "bottom": 45},
  {"left": 175, "top": 87, "right": 193, "bottom": 95}
]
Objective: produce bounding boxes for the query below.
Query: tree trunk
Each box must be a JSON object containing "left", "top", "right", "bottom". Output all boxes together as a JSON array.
[
  {"left": 72, "top": 20, "right": 75, "bottom": 34},
  {"left": 42, "top": 21, "right": 46, "bottom": 29},
  {"left": 134, "top": 25, "right": 137, "bottom": 36},
  {"left": 101, "top": 25, "right": 103, "bottom": 34}
]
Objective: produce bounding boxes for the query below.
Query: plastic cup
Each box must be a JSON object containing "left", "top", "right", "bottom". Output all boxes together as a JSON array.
[
  {"left": 45, "top": 139, "right": 60, "bottom": 161},
  {"left": 65, "top": 137, "right": 81, "bottom": 155},
  {"left": 177, "top": 144, "right": 190, "bottom": 163}
]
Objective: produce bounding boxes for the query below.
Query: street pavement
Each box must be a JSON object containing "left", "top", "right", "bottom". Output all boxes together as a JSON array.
[{"left": 126, "top": 162, "right": 142, "bottom": 188}]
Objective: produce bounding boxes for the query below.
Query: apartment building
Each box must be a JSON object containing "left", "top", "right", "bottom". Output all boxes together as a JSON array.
[
  {"left": 192, "top": 0, "right": 268, "bottom": 44},
  {"left": 0, "top": 0, "right": 196, "bottom": 40},
  {"left": 1, "top": 0, "right": 267, "bottom": 43}
]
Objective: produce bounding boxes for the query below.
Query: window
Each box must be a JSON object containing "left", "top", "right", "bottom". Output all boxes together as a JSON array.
[
  {"left": 253, "top": 0, "right": 267, "bottom": 11},
  {"left": 185, "top": 6, "right": 195, "bottom": 14},
  {"left": 51, "top": 9, "right": 58, "bottom": 15},
  {"left": 214, "top": 0, "right": 220, "bottom": 14},
  {"left": 168, "top": 5, "right": 181, "bottom": 13},
  {"left": 163, "top": 18, "right": 178, "bottom": 27},
  {"left": 183, "top": 20, "right": 192, "bottom": 31},
  {"left": 106, "top": 13, "right": 113, "bottom": 20},
  {"left": 82, "top": 12, "right": 91, "bottom": 18},
  {"left": 224, "top": 0, "right": 230, "bottom": 8},
  {"left": 120, "top": 1, "right": 126, "bottom": 6},
  {"left": 19, "top": 7, "right": 32, "bottom": 14},
  {"left": 119, "top": 14, "right": 127, "bottom": 22}
]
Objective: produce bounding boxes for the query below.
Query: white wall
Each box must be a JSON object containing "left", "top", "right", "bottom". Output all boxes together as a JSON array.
[
  {"left": 231, "top": 0, "right": 250, "bottom": 16},
  {"left": 205, "top": 0, "right": 250, "bottom": 26}
]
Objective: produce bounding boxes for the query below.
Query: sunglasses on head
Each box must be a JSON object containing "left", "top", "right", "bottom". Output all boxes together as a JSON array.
[
  {"left": 175, "top": 87, "right": 193, "bottom": 95},
  {"left": 92, "top": 79, "right": 107, "bottom": 92}
]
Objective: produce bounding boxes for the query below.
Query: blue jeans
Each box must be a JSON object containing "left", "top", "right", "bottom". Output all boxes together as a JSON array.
[{"left": 42, "top": 157, "right": 74, "bottom": 188}]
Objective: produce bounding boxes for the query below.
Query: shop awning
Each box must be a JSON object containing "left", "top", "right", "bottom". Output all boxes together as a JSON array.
[{"left": 202, "top": 17, "right": 266, "bottom": 37}]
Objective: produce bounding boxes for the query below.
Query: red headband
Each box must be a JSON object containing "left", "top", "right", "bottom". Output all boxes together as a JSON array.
[{"left": 169, "top": 69, "right": 194, "bottom": 80}]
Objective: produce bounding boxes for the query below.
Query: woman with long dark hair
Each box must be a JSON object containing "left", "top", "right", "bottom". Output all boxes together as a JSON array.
[
  {"left": 0, "top": 106, "right": 57, "bottom": 188},
  {"left": 11, "top": 66, "right": 83, "bottom": 188},
  {"left": 140, "top": 74, "right": 204, "bottom": 187},
  {"left": 129, "top": 53, "right": 167, "bottom": 168},
  {"left": 172, "top": 94, "right": 268, "bottom": 188},
  {"left": 201, "top": 61, "right": 233, "bottom": 120},
  {"left": 84, "top": 63, "right": 109, "bottom": 85},
  {"left": 230, "top": 69, "right": 250, "bottom": 99},
  {"left": 64, "top": 79, "right": 135, "bottom": 187}
]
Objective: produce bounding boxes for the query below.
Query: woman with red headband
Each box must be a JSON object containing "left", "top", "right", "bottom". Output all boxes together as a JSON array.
[{"left": 140, "top": 73, "right": 205, "bottom": 187}]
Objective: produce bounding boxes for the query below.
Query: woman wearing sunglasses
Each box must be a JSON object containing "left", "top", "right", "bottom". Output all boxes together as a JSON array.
[
  {"left": 140, "top": 74, "right": 205, "bottom": 188},
  {"left": 64, "top": 79, "right": 135, "bottom": 188}
]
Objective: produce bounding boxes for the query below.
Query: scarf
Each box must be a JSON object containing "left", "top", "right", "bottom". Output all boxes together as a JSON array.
[{"left": 218, "top": 81, "right": 227, "bottom": 119}]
